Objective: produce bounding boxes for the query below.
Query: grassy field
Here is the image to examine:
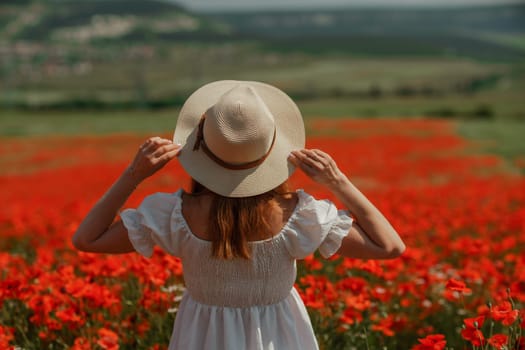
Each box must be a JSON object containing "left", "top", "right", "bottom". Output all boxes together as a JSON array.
[
  {"left": 3, "top": 46, "right": 523, "bottom": 115},
  {"left": 4, "top": 56, "right": 514, "bottom": 100},
  {"left": 457, "top": 119, "right": 525, "bottom": 167},
  {"left": 2, "top": 50, "right": 524, "bottom": 170}
]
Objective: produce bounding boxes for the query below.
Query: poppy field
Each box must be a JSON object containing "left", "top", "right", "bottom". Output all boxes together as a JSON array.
[{"left": 0, "top": 118, "right": 523, "bottom": 349}]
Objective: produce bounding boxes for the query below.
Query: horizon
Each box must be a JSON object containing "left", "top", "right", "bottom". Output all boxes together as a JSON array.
[{"left": 166, "top": 0, "right": 525, "bottom": 12}]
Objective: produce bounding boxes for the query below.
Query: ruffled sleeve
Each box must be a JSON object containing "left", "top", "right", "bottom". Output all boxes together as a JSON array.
[
  {"left": 283, "top": 190, "right": 353, "bottom": 259},
  {"left": 120, "top": 190, "right": 186, "bottom": 258}
]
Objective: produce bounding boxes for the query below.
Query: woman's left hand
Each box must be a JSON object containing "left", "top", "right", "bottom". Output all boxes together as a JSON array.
[
  {"left": 289, "top": 149, "right": 346, "bottom": 189},
  {"left": 127, "top": 137, "right": 181, "bottom": 183}
]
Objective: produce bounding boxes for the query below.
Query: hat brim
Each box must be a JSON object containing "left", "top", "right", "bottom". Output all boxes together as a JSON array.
[{"left": 173, "top": 80, "right": 305, "bottom": 197}]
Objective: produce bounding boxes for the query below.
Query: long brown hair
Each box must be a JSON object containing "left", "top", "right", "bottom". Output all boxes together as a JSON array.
[{"left": 190, "top": 180, "right": 292, "bottom": 260}]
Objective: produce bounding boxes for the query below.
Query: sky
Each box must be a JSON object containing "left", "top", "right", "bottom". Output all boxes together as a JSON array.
[{"left": 170, "top": 0, "right": 525, "bottom": 11}]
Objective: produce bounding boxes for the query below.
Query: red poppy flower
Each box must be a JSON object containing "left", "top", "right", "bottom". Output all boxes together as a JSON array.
[
  {"left": 488, "top": 334, "right": 508, "bottom": 350},
  {"left": 70, "top": 337, "right": 91, "bottom": 350},
  {"left": 97, "top": 328, "right": 119, "bottom": 350},
  {"left": 445, "top": 278, "right": 472, "bottom": 294},
  {"left": 490, "top": 301, "right": 519, "bottom": 326},
  {"left": 412, "top": 334, "right": 447, "bottom": 350},
  {"left": 461, "top": 316, "right": 485, "bottom": 346},
  {"left": 54, "top": 307, "right": 84, "bottom": 327},
  {"left": 303, "top": 254, "right": 323, "bottom": 270},
  {"left": 371, "top": 315, "right": 396, "bottom": 337},
  {"left": 0, "top": 326, "right": 14, "bottom": 350}
]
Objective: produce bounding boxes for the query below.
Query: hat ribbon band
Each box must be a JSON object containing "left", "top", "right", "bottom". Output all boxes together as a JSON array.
[{"left": 193, "top": 115, "right": 276, "bottom": 170}]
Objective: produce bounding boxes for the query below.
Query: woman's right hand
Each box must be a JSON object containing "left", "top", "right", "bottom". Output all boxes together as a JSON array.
[
  {"left": 127, "top": 137, "right": 181, "bottom": 184},
  {"left": 288, "top": 149, "right": 347, "bottom": 189}
]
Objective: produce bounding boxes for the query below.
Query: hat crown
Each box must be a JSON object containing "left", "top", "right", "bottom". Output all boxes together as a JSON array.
[
  {"left": 174, "top": 80, "right": 305, "bottom": 197},
  {"left": 203, "top": 85, "right": 276, "bottom": 164}
]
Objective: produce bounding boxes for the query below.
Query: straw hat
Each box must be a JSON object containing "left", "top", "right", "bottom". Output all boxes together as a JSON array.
[{"left": 173, "top": 80, "right": 305, "bottom": 197}]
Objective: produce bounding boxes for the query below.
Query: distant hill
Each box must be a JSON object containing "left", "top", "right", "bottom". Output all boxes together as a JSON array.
[
  {"left": 0, "top": 1, "right": 524, "bottom": 112},
  {"left": 0, "top": 0, "right": 524, "bottom": 61},
  {"left": 208, "top": 4, "right": 525, "bottom": 61},
  {"left": 210, "top": 4, "right": 525, "bottom": 36},
  {"left": 0, "top": 0, "right": 231, "bottom": 43}
]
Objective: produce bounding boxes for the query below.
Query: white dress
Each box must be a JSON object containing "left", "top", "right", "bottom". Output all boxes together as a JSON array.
[{"left": 120, "top": 189, "right": 353, "bottom": 350}]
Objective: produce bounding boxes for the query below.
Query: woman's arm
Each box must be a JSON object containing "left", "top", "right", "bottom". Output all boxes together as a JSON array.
[
  {"left": 288, "top": 148, "right": 405, "bottom": 259},
  {"left": 72, "top": 137, "right": 181, "bottom": 254}
]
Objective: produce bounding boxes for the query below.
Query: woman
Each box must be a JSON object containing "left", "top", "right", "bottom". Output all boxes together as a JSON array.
[{"left": 72, "top": 80, "right": 405, "bottom": 349}]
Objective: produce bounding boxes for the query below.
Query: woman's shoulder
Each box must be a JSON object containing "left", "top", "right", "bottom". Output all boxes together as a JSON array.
[
  {"left": 138, "top": 189, "right": 183, "bottom": 210},
  {"left": 294, "top": 189, "right": 329, "bottom": 209},
  {"left": 288, "top": 190, "right": 342, "bottom": 226}
]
